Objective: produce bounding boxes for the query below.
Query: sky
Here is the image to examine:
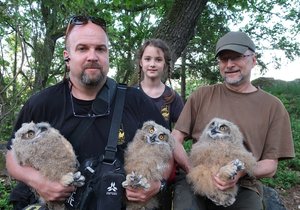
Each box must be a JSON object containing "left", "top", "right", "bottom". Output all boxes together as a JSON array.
[
  {"left": 251, "top": 49, "right": 300, "bottom": 81},
  {"left": 252, "top": 57, "right": 300, "bottom": 81}
]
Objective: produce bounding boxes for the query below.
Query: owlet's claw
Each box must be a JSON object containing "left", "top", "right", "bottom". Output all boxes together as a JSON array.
[
  {"left": 122, "top": 171, "right": 150, "bottom": 189},
  {"left": 72, "top": 171, "right": 85, "bottom": 187},
  {"left": 218, "top": 159, "right": 245, "bottom": 180},
  {"left": 232, "top": 159, "right": 245, "bottom": 172}
]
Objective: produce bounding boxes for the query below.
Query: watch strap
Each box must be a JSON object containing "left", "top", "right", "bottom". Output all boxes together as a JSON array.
[{"left": 159, "top": 179, "right": 167, "bottom": 193}]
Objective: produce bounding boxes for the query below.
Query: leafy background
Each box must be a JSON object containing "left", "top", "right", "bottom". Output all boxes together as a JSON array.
[{"left": 0, "top": 0, "right": 299, "bottom": 209}]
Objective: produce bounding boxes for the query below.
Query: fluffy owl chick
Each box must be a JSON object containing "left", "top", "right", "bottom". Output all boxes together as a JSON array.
[
  {"left": 122, "top": 120, "right": 175, "bottom": 210},
  {"left": 11, "top": 122, "right": 85, "bottom": 210},
  {"left": 187, "top": 118, "right": 257, "bottom": 207}
]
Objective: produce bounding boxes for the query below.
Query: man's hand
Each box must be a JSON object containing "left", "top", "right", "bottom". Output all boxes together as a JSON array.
[
  {"left": 213, "top": 174, "right": 237, "bottom": 191},
  {"left": 125, "top": 180, "right": 160, "bottom": 203},
  {"left": 32, "top": 172, "right": 76, "bottom": 201},
  {"left": 6, "top": 150, "right": 75, "bottom": 201},
  {"left": 213, "top": 168, "right": 245, "bottom": 191}
]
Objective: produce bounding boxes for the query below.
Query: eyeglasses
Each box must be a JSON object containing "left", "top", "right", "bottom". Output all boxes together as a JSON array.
[
  {"left": 217, "top": 54, "right": 254, "bottom": 64},
  {"left": 69, "top": 87, "right": 110, "bottom": 118},
  {"left": 65, "top": 15, "right": 107, "bottom": 37}
]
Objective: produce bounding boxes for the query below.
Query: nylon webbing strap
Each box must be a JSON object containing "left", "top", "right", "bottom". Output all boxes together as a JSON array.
[
  {"left": 103, "top": 84, "right": 127, "bottom": 162},
  {"left": 69, "top": 78, "right": 117, "bottom": 149}
]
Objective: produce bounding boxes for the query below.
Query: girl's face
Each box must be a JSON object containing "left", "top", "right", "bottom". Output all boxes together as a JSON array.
[{"left": 140, "top": 45, "right": 166, "bottom": 80}]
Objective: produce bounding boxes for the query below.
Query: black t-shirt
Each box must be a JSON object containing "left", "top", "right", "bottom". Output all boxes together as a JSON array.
[
  {"left": 7, "top": 78, "right": 167, "bottom": 164},
  {"left": 137, "top": 85, "right": 184, "bottom": 129}
]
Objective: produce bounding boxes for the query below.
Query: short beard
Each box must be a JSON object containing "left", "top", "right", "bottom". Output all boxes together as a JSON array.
[
  {"left": 224, "top": 75, "right": 243, "bottom": 86},
  {"left": 81, "top": 72, "right": 105, "bottom": 87},
  {"left": 80, "top": 62, "right": 106, "bottom": 87}
]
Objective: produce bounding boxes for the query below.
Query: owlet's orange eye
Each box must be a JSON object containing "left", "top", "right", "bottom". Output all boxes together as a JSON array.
[
  {"left": 23, "top": 130, "right": 35, "bottom": 139},
  {"left": 158, "top": 134, "right": 166, "bottom": 141},
  {"left": 148, "top": 126, "right": 155, "bottom": 134}
]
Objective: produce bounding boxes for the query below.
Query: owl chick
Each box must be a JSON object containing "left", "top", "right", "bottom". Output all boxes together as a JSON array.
[
  {"left": 122, "top": 120, "right": 175, "bottom": 210},
  {"left": 11, "top": 122, "right": 85, "bottom": 210},
  {"left": 187, "top": 118, "right": 257, "bottom": 207}
]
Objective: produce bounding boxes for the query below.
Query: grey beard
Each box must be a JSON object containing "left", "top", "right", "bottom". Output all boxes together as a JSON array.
[
  {"left": 81, "top": 73, "right": 104, "bottom": 87},
  {"left": 224, "top": 75, "right": 243, "bottom": 86}
]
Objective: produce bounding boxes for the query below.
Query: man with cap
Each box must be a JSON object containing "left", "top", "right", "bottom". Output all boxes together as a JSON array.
[{"left": 171, "top": 31, "right": 294, "bottom": 210}]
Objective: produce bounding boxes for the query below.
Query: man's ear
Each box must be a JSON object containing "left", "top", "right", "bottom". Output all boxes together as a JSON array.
[
  {"left": 252, "top": 54, "right": 257, "bottom": 67},
  {"left": 63, "top": 50, "right": 70, "bottom": 62}
]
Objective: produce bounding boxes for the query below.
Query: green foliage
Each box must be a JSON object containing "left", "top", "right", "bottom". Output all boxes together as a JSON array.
[
  {"left": 0, "top": 153, "right": 5, "bottom": 172},
  {"left": 0, "top": 179, "right": 14, "bottom": 210},
  {"left": 183, "top": 139, "right": 193, "bottom": 154},
  {"left": 259, "top": 80, "right": 300, "bottom": 117},
  {"left": 183, "top": 78, "right": 210, "bottom": 100},
  {"left": 262, "top": 167, "right": 300, "bottom": 189},
  {"left": 0, "top": 0, "right": 299, "bottom": 207}
]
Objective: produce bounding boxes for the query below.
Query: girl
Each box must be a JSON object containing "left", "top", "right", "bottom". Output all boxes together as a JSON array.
[
  {"left": 135, "top": 38, "right": 184, "bottom": 210},
  {"left": 136, "top": 38, "right": 184, "bottom": 130}
]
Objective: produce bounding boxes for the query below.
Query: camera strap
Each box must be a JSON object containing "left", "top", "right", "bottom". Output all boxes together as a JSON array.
[
  {"left": 103, "top": 83, "right": 127, "bottom": 163},
  {"left": 65, "top": 83, "right": 127, "bottom": 210},
  {"left": 69, "top": 79, "right": 125, "bottom": 152}
]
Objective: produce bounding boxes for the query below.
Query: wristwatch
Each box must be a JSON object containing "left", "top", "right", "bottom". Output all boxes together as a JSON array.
[{"left": 159, "top": 179, "right": 167, "bottom": 193}]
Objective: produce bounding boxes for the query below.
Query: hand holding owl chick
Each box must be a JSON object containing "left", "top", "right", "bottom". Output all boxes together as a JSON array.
[
  {"left": 187, "top": 118, "right": 257, "bottom": 207},
  {"left": 122, "top": 121, "right": 175, "bottom": 210},
  {"left": 11, "top": 122, "right": 85, "bottom": 210}
]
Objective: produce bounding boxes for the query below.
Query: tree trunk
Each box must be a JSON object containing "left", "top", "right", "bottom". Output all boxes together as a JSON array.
[
  {"left": 33, "top": 35, "right": 56, "bottom": 92},
  {"left": 153, "top": 0, "right": 208, "bottom": 62},
  {"left": 32, "top": 0, "right": 65, "bottom": 92},
  {"left": 181, "top": 49, "right": 187, "bottom": 102}
]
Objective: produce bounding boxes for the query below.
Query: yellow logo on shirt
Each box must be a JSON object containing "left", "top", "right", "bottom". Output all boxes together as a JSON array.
[{"left": 161, "top": 105, "right": 170, "bottom": 121}]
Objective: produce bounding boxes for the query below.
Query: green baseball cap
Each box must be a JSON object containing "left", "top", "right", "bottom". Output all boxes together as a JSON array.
[{"left": 215, "top": 31, "right": 255, "bottom": 56}]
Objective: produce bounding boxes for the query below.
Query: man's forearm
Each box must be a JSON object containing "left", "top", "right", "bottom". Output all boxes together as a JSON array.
[
  {"left": 253, "top": 159, "right": 278, "bottom": 179},
  {"left": 173, "top": 139, "right": 191, "bottom": 173},
  {"left": 171, "top": 129, "right": 190, "bottom": 173}
]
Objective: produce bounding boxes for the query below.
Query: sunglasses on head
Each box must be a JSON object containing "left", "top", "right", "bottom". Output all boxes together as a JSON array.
[{"left": 65, "top": 15, "right": 107, "bottom": 36}]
